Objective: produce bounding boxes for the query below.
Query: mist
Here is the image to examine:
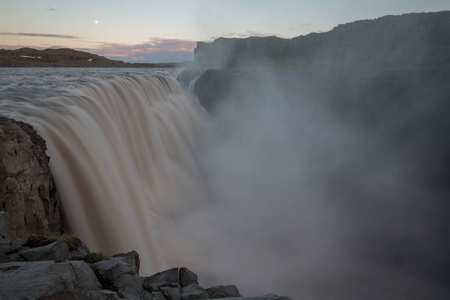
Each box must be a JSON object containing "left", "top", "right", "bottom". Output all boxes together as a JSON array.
[{"left": 178, "top": 17, "right": 450, "bottom": 299}]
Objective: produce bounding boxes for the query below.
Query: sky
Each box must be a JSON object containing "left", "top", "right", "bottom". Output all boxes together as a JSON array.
[{"left": 1, "top": 0, "right": 449, "bottom": 63}]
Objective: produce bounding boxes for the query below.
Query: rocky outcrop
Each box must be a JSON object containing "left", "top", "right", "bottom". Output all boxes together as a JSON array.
[
  {"left": 0, "top": 260, "right": 106, "bottom": 300},
  {"left": 0, "top": 234, "right": 293, "bottom": 300},
  {"left": 0, "top": 116, "right": 60, "bottom": 240}
]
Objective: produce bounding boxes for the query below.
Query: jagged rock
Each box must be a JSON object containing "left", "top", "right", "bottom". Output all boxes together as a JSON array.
[
  {"left": 181, "top": 282, "right": 208, "bottom": 300},
  {"left": 1, "top": 243, "right": 292, "bottom": 299},
  {"left": 207, "top": 285, "right": 241, "bottom": 298},
  {"left": 0, "top": 239, "right": 23, "bottom": 255},
  {"left": 0, "top": 211, "right": 10, "bottom": 239},
  {"left": 68, "top": 242, "right": 90, "bottom": 260},
  {"left": 19, "top": 240, "right": 68, "bottom": 262},
  {"left": 0, "top": 260, "right": 102, "bottom": 300},
  {"left": 114, "top": 273, "right": 148, "bottom": 299},
  {"left": 161, "top": 286, "right": 181, "bottom": 300},
  {"left": 179, "top": 267, "right": 198, "bottom": 287},
  {"left": 112, "top": 250, "right": 140, "bottom": 272},
  {"left": 0, "top": 116, "right": 59, "bottom": 241},
  {"left": 92, "top": 258, "right": 138, "bottom": 290},
  {"left": 143, "top": 267, "right": 180, "bottom": 290}
]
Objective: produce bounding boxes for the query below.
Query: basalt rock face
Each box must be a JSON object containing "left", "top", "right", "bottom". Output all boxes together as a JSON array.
[
  {"left": 193, "top": 11, "right": 450, "bottom": 71},
  {"left": 0, "top": 116, "right": 59, "bottom": 240}
]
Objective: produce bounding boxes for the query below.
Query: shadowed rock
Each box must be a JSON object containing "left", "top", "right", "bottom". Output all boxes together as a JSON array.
[
  {"left": 0, "top": 212, "right": 10, "bottom": 240},
  {"left": 0, "top": 260, "right": 102, "bottom": 300},
  {"left": 143, "top": 267, "right": 180, "bottom": 290},
  {"left": 179, "top": 267, "right": 198, "bottom": 287},
  {"left": 112, "top": 250, "right": 140, "bottom": 272},
  {"left": 207, "top": 285, "right": 241, "bottom": 299},
  {"left": 0, "top": 240, "right": 23, "bottom": 255},
  {"left": 19, "top": 240, "right": 68, "bottom": 262},
  {"left": 181, "top": 282, "right": 208, "bottom": 300}
]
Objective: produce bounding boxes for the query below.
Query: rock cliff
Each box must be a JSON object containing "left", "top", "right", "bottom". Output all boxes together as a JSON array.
[
  {"left": 192, "top": 11, "right": 450, "bottom": 70},
  {"left": 0, "top": 116, "right": 59, "bottom": 240}
]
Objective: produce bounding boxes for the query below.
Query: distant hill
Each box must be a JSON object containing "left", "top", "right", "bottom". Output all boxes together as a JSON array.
[{"left": 0, "top": 48, "right": 186, "bottom": 68}]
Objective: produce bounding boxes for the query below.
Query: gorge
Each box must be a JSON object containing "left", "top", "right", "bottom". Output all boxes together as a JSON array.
[{"left": 1, "top": 11, "right": 450, "bottom": 300}]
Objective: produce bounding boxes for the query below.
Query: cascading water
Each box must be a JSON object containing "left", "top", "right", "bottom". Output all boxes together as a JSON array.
[
  {"left": 0, "top": 68, "right": 208, "bottom": 273},
  {"left": 1, "top": 67, "right": 449, "bottom": 299}
]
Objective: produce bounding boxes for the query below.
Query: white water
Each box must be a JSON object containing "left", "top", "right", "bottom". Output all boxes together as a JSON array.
[
  {"left": 0, "top": 68, "right": 208, "bottom": 273},
  {"left": 1, "top": 68, "right": 449, "bottom": 299}
]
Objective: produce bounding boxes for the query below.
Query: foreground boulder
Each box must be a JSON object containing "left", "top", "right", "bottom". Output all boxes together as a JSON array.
[
  {"left": 0, "top": 260, "right": 105, "bottom": 300},
  {"left": 0, "top": 116, "right": 59, "bottom": 241},
  {"left": 207, "top": 285, "right": 241, "bottom": 299},
  {"left": 0, "top": 235, "right": 293, "bottom": 299}
]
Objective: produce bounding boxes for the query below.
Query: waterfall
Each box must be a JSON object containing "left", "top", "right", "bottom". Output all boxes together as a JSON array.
[{"left": 0, "top": 71, "right": 208, "bottom": 274}]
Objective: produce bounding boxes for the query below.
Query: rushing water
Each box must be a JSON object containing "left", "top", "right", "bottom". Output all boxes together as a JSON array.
[
  {"left": 0, "top": 68, "right": 208, "bottom": 272},
  {"left": 1, "top": 67, "right": 449, "bottom": 299}
]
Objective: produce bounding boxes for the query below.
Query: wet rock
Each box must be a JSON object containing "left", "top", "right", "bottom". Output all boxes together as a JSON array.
[
  {"left": 115, "top": 273, "right": 148, "bottom": 299},
  {"left": 19, "top": 240, "right": 68, "bottom": 262},
  {"left": 143, "top": 267, "right": 179, "bottom": 290},
  {"left": 0, "top": 260, "right": 102, "bottom": 300},
  {"left": 179, "top": 267, "right": 198, "bottom": 287},
  {"left": 207, "top": 285, "right": 241, "bottom": 298},
  {"left": 161, "top": 286, "right": 181, "bottom": 300},
  {"left": 1, "top": 242, "right": 293, "bottom": 299},
  {"left": 92, "top": 258, "right": 138, "bottom": 290},
  {"left": 0, "top": 116, "right": 59, "bottom": 241},
  {"left": 181, "top": 282, "right": 208, "bottom": 300},
  {"left": 112, "top": 250, "right": 140, "bottom": 272}
]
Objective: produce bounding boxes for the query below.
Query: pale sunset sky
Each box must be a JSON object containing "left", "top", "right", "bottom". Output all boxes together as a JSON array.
[{"left": 1, "top": 0, "right": 449, "bottom": 63}]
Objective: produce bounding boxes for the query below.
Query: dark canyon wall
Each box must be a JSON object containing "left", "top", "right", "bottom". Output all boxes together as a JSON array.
[{"left": 193, "top": 11, "right": 450, "bottom": 71}]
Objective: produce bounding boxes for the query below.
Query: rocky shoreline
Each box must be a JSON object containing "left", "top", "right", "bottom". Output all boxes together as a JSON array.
[{"left": 0, "top": 232, "right": 291, "bottom": 300}]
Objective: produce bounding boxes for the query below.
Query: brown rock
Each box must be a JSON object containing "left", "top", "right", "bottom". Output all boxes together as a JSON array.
[{"left": 0, "top": 116, "right": 59, "bottom": 241}]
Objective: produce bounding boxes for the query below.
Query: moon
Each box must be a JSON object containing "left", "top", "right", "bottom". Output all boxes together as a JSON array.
[{"left": 94, "top": 20, "right": 99, "bottom": 25}]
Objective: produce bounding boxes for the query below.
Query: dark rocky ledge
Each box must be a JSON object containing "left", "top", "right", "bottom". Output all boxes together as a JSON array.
[{"left": 0, "top": 234, "right": 293, "bottom": 300}]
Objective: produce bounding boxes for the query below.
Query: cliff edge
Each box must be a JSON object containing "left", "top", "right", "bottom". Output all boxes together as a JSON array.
[{"left": 0, "top": 116, "right": 59, "bottom": 241}]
